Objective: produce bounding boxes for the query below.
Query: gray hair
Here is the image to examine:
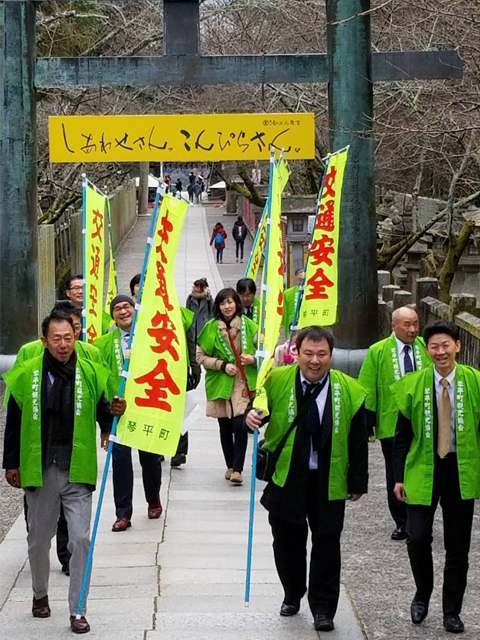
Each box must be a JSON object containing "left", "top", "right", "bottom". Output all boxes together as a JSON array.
[{"left": 392, "top": 306, "right": 418, "bottom": 323}]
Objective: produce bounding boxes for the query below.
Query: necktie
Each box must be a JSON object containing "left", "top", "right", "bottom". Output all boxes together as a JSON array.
[
  {"left": 304, "top": 377, "right": 329, "bottom": 452},
  {"left": 437, "top": 378, "right": 451, "bottom": 459},
  {"left": 403, "top": 345, "right": 414, "bottom": 374}
]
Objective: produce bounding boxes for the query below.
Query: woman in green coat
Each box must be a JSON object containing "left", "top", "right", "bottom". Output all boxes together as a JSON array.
[{"left": 196, "top": 288, "right": 257, "bottom": 486}]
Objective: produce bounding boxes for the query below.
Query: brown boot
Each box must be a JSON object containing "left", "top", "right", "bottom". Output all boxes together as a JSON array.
[
  {"left": 112, "top": 517, "right": 131, "bottom": 532},
  {"left": 230, "top": 471, "right": 243, "bottom": 485},
  {"left": 224, "top": 468, "right": 233, "bottom": 480},
  {"left": 32, "top": 595, "right": 51, "bottom": 618},
  {"left": 70, "top": 615, "right": 91, "bottom": 634},
  {"left": 148, "top": 502, "right": 163, "bottom": 519}
]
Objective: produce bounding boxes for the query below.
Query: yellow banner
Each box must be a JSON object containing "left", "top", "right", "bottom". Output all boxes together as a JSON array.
[
  {"left": 298, "top": 149, "right": 348, "bottom": 328},
  {"left": 117, "top": 194, "right": 189, "bottom": 455},
  {"left": 84, "top": 184, "right": 107, "bottom": 343},
  {"left": 245, "top": 207, "right": 267, "bottom": 281},
  {"left": 253, "top": 157, "right": 290, "bottom": 415},
  {"left": 49, "top": 113, "right": 315, "bottom": 162}
]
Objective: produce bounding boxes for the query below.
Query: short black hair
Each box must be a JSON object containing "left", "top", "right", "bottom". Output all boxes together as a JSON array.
[
  {"left": 129, "top": 273, "right": 141, "bottom": 296},
  {"left": 193, "top": 278, "right": 209, "bottom": 289},
  {"left": 236, "top": 278, "right": 256, "bottom": 295},
  {"left": 296, "top": 326, "right": 335, "bottom": 354},
  {"left": 52, "top": 301, "right": 82, "bottom": 319},
  {"left": 42, "top": 311, "right": 75, "bottom": 337},
  {"left": 212, "top": 288, "right": 243, "bottom": 321},
  {"left": 65, "top": 273, "right": 83, "bottom": 290},
  {"left": 423, "top": 320, "right": 460, "bottom": 345}
]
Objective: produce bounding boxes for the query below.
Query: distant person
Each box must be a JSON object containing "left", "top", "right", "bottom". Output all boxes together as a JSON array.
[
  {"left": 232, "top": 216, "right": 248, "bottom": 263},
  {"left": 193, "top": 179, "right": 202, "bottom": 204},
  {"left": 175, "top": 178, "right": 183, "bottom": 198},
  {"left": 129, "top": 273, "right": 141, "bottom": 302},
  {"left": 164, "top": 175, "right": 171, "bottom": 193},
  {"left": 64, "top": 274, "right": 84, "bottom": 308},
  {"left": 210, "top": 222, "right": 227, "bottom": 264},
  {"left": 236, "top": 278, "right": 259, "bottom": 324},
  {"left": 186, "top": 278, "right": 213, "bottom": 341}
]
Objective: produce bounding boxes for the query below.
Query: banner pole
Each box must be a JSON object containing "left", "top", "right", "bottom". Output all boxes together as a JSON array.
[
  {"left": 75, "top": 187, "right": 163, "bottom": 619},
  {"left": 244, "top": 203, "right": 267, "bottom": 278},
  {"left": 244, "top": 150, "right": 276, "bottom": 607},
  {"left": 81, "top": 174, "right": 87, "bottom": 342},
  {"left": 287, "top": 155, "right": 331, "bottom": 350}
]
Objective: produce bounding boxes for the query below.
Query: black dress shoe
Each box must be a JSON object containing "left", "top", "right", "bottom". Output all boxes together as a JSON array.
[
  {"left": 411, "top": 599, "right": 429, "bottom": 625},
  {"left": 62, "top": 564, "right": 70, "bottom": 577},
  {"left": 280, "top": 601, "right": 300, "bottom": 617},
  {"left": 444, "top": 614, "right": 465, "bottom": 633},
  {"left": 391, "top": 527, "right": 407, "bottom": 541},
  {"left": 314, "top": 614, "right": 335, "bottom": 632}
]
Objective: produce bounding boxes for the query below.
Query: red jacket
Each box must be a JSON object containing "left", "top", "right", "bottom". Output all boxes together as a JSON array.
[{"left": 210, "top": 224, "right": 227, "bottom": 249}]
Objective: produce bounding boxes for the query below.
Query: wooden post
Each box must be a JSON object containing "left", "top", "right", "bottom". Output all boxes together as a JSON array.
[{"left": 0, "top": 2, "right": 38, "bottom": 355}]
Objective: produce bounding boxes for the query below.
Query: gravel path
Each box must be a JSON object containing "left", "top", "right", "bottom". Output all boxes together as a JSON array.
[{"left": 0, "top": 382, "right": 23, "bottom": 543}]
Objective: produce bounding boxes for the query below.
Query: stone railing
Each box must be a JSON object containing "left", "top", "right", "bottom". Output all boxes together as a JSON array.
[{"left": 378, "top": 270, "right": 480, "bottom": 367}]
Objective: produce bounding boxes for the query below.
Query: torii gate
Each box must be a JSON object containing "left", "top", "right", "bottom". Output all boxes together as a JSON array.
[{"left": 0, "top": 0, "right": 462, "bottom": 369}]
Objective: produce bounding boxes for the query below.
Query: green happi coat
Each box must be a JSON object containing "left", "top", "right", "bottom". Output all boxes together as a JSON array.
[
  {"left": 358, "top": 333, "right": 430, "bottom": 440},
  {"left": 197, "top": 315, "right": 258, "bottom": 400},
  {"left": 16, "top": 338, "right": 104, "bottom": 365},
  {"left": 392, "top": 364, "right": 480, "bottom": 506},
  {"left": 250, "top": 298, "right": 260, "bottom": 325},
  {"left": 3, "top": 355, "right": 110, "bottom": 488},
  {"left": 94, "top": 307, "right": 196, "bottom": 400},
  {"left": 262, "top": 365, "right": 367, "bottom": 500},
  {"left": 281, "top": 285, "right": 299, "bottom": 333},
  {"left": 94, "top": 328, "right": 124, "bottom": 400}
]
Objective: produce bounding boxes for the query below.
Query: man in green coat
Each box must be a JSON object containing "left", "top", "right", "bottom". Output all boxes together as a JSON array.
[
  {"left": 2, "top": 311, "right": 125, "bottom": 634},
  {"left": 358, "top": 306, "right": 430, "bottom": 541},
  {"left": 392, "top": 320, "right": 480, "bottom": 634},
  {"left": 246, "top": 326, "right": 368, "bottom": 633},
  {"left": 16, "top": 302, "right": 103, "bottom": 365},
  {"left": 94, "top": 294, "right": 165, "bottom": 531}
]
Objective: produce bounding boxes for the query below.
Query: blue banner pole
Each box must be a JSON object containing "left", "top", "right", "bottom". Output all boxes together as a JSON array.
[
  {"left": 75, "top": 187, "right": 164, "bottom": 619},
  {"left": 244, "top": 151, "right": 276, "bottom": 607}
]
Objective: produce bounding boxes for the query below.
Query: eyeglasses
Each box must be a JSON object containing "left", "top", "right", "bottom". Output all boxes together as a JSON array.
[{"left": 68, "top": 285, "right": 83, "bottom": 291}]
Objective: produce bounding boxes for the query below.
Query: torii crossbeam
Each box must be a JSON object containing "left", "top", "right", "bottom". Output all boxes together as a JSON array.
[{"left": 0, "top": 0, "right": 463, "bottom": 367}]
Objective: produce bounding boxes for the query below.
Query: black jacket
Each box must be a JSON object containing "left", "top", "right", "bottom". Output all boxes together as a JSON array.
[
  {"left": 232, "top": 220, "right": 247, "bottom": 242},
  {"left": 253, "top": 371, "right": 368, "bottom": 528}
]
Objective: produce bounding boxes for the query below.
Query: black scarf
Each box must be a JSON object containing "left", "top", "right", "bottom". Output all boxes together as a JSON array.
[{"left": 43, "top": 349, "right": 77, "bottom": 442}]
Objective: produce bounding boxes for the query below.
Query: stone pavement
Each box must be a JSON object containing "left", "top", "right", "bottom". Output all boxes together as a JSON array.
[{"left": 0, "top": 201, "right": 362, "bottom": 639}]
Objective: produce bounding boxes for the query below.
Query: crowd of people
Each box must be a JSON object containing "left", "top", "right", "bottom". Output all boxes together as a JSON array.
[{"left": 3, "top": 261, "right": 480, "bottom": 637}]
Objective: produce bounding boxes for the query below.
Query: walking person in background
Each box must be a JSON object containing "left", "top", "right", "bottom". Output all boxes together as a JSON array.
[
  {"left": 196, "top": 289, "right": 258, "bottom": 486},
  {"left": 186, "top": 278, "right": 213, "bottom": 342},
  {"left": 210, "top": 222, "right": 227, "bottom": 264},
  {"left": 175, "top": 178, "right": 183, "bottom": 199},
  {"left": 232, "top": 216, "right": 248, "bottom": 263},
  {"left": 193, "top": 179, "right": 202, "bottom": 204}
]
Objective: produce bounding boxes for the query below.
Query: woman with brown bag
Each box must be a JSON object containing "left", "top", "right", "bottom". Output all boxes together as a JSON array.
[{"left": 196, "top": 288, "right": 258, "bottom": 485}]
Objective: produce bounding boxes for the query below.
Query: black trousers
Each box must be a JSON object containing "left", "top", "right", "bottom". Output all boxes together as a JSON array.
[
  {"left": 112, "top": 443, "right": 162, "bottom": 519},
  {"left": 175, "top": 432, "right": 189, "bottom": 456},
  {"left": 235, "top": 240, "right": 245, "bottom": 259},
  {"left": 24, "top": 497, "right": 71, "bottom": 568},
  {"left": 218, "top": 416, "right": 248, "bottom": 473},
  {"left": 268, "top": 472, "right": 343, "bottom": 619},
  {"left": 406, "top": 454, "right": 474, "bottom": 615},
  {"left": 381, "top": 437, "right": 407, "bottom": 529}
]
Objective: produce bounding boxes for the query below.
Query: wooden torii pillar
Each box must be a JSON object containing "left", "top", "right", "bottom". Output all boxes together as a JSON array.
[{"left": 0, "top": 0, "right": 463, "bottom": 370}]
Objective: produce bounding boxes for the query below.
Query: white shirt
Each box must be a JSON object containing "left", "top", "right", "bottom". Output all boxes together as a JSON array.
[
  {"left": 120, "top": 328, "right": 130, "bottom": 357},
  {"left": 299, "top": 371, "right": 330, "bottom": 471},
  {"left": 395, "top": 337, "right": 416, "bottom": 376},
  {"left": 434, "top": 366, "right": 456, "bottom": 452}
]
